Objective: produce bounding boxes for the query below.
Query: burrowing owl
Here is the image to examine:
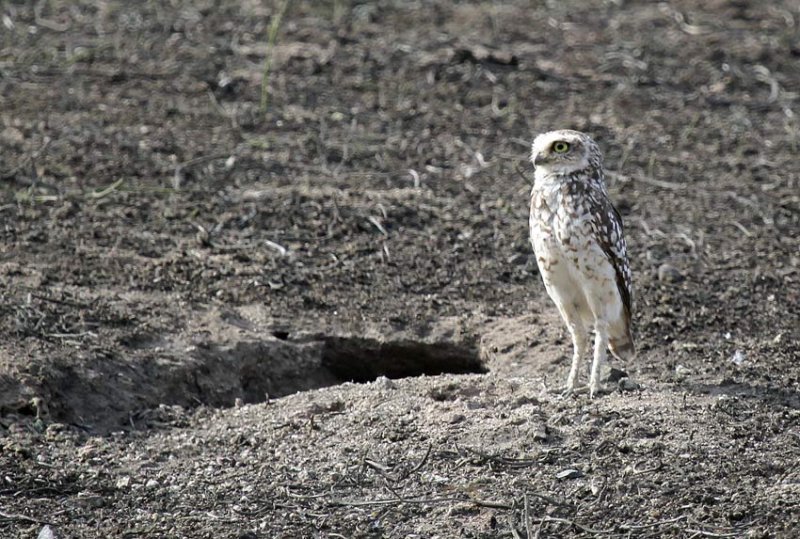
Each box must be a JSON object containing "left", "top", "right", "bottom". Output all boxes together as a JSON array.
[{"left": 529, "top": 130, "right": 634, "bottom": 398}]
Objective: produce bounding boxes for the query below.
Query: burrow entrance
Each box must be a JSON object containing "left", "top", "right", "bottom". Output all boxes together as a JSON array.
[
  {"left": 12, "top": 331, "right": 488, "bottom": 430},
  {"left": 191, "top": 333, "right": 488, "bottom": 405}
]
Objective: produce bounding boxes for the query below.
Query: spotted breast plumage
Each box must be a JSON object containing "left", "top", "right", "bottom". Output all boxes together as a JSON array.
[{"left": 529, "top": 130, "right": 634, "bottom": 398}]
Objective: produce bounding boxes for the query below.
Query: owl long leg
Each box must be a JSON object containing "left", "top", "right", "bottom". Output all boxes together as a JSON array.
[
  {"left": 589, "top": 324, "right": 609, "bottom": 398},
  {"left": 566, "top": 322, "right": 588, "bottom": 393},
  {"left": 552, "top": 302, "right": 587, "bottom": 394}
]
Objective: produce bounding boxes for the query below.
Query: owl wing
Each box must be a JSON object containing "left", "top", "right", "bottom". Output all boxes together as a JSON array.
[{"left": 591, "top": 195, "right": 633, "bottom": 326}]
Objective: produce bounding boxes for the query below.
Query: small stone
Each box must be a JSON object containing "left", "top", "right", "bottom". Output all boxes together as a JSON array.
[
  {"left": 145, "top": 479, "right": 159, "bottom": 489},
  {"left": 590, "top": 479, "right": 602, "bottom": 496},
  {"left": 76, "top": 493, "right": 104, "bottom": 508},
  {"left": 449, "top": 414, "right": 466, "bottom": 424},
  {"left": 606, "top": 367, "right": 628, "bottom": 383},
  {"left": 532, "top": 425, "right": 548, "bottom": 442},
  {"left": 675, "top": 364, "right": 692, "bottom": 377},
  {"left": 116, "top": 476, "right": 131, "bottom": 489},
  {"left": 618, "top": 377, "right": 641, "bottom": 392},
  {"left": 657, "top": 263, "right": 684, "bottom": 283},
  {"left": 1, "top": 126, "right": 24, "bottom": 146},
  {"left": 373, "top": 376, "right": 396, "bottom": 390},
  {"left": 730, "top": 349, "right": 746, "bottom": 366},
  {"left": 234, "top": 398, "right": 244, "bottom": 408},
  {"left": 45, "top": 423, "right": 68, "bottom": 436},
  {"left": 38, "top": 525, "right": 57, "bottom": 539},
  {"left": 31, "top": 396, "right": 49, "bottom": 419},
  {"left": 556, "top": 468, "right": 583, "bottom": 480}
]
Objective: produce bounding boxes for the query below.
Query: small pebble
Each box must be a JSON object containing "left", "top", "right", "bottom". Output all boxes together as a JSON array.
[
  {"left": 449, "top": 414, "right": 466, "bottom": 424},
  {"left": 556, "top": 468, "right": 583, "bottom": 480},
  {"left": 606, "top": 367, "right": 629, "bottom": 383},
  {"left": 373, "top": 376, "right": 397, "bottom": 390},
  {"left": 675, "top": 364, "right": 692, "bottom": 377},
  {"left": 618, "top": 378, "right": 641, "bottom": 392},
  {"left": 657, "top": 263, "right": 684, "bottom": 283},
  {"left": 0, "top": 126, "right": 24, "bottom": 146},
  {"left": 730, "top": 349, "right": 746, "bottom": 366}
]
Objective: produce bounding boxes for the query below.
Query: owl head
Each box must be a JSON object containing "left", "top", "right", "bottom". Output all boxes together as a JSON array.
[{"left": 530, "top": 130, "right": 602, "bottom": 176}]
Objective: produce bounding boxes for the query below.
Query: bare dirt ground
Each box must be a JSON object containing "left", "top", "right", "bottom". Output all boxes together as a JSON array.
[{"left": 1, "top": 1, "right": 799, "bottom": 537}]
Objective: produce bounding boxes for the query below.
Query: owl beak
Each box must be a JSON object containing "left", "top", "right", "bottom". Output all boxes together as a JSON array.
[{"left": 533, "top": 153, "right": 545, "bottom": 167}]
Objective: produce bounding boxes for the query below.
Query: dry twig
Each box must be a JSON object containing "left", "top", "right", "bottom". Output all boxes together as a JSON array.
[
  {"left": 459, "top": 445, "right": 540, "bottom": 469},
  {"left": 685, "top": 529, "right": 745, "bottom": 538},
  {"left": 405, "top": 443, "right": 433, "bottom": 476},
  {"left": 328, "top": 495, "right": 461, "bottom": 507},
  {"left": 619, "top": 514, "right": 687, "bottom": 530},
  {"left": 0, "top": 509, "right": 51, "bottom": 525}
]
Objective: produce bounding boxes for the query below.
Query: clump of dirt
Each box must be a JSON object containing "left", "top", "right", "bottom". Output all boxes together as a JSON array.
[{"left": 1, "top": 0, "right": 799, "bottom": 537}]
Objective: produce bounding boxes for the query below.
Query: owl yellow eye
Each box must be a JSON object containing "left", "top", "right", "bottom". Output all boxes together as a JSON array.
[{"left": 553, "top": 141, "right": 570, "bottom": 153}]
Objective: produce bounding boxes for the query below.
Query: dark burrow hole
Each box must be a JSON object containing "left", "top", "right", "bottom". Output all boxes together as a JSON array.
[
  {"left": 319, "top": 337, "right": 488, "bottom": 384},
  {"left": 14, "top": 334, "right": 488, "bottom": 430},
  {"left": 271, "top": 329, "right": 290, "bottom": 340},
  {"left": 194, "top": 334, "right": 489, "bottom": 406}
]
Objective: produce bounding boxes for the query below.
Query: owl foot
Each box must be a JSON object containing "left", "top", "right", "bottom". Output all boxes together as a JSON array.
[
  {"left": 550, "top": 385, "right": 588, "bottom": 398},
  {"left": 588, "top": 383, "right": 611, "bottom": 399}
]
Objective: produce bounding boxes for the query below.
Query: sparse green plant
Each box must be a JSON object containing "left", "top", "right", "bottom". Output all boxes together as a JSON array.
[{"left": 260, "top": 0, "right": 290, "bottom": 114}]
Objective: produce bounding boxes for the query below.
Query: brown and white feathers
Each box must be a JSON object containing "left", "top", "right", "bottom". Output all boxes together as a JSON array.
[{"left": 529, "top": 130, "right": 634, "bottom": 397}]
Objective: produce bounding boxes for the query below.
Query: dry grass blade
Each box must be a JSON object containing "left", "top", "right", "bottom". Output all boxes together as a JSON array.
[
  {"left": 173, "top": 153, "right": 230, "bottom": 189},
  {"left": 515, "top": 161, "right": 533, "bottom": 185},
  {"left": 524, "top": 493, "right": 533, "bottom": 539},
  {"left": 607, "top": 170, "right": 690, "bottom": 190},
  {"left": 328, "top": 495, "right": 461, "bottom": 507},
  {"left": 367, "top": 216, "right": 388, "bottom": 235},
  {"left": 89, "top": 178, "right": 124, "bottom": 199}
]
